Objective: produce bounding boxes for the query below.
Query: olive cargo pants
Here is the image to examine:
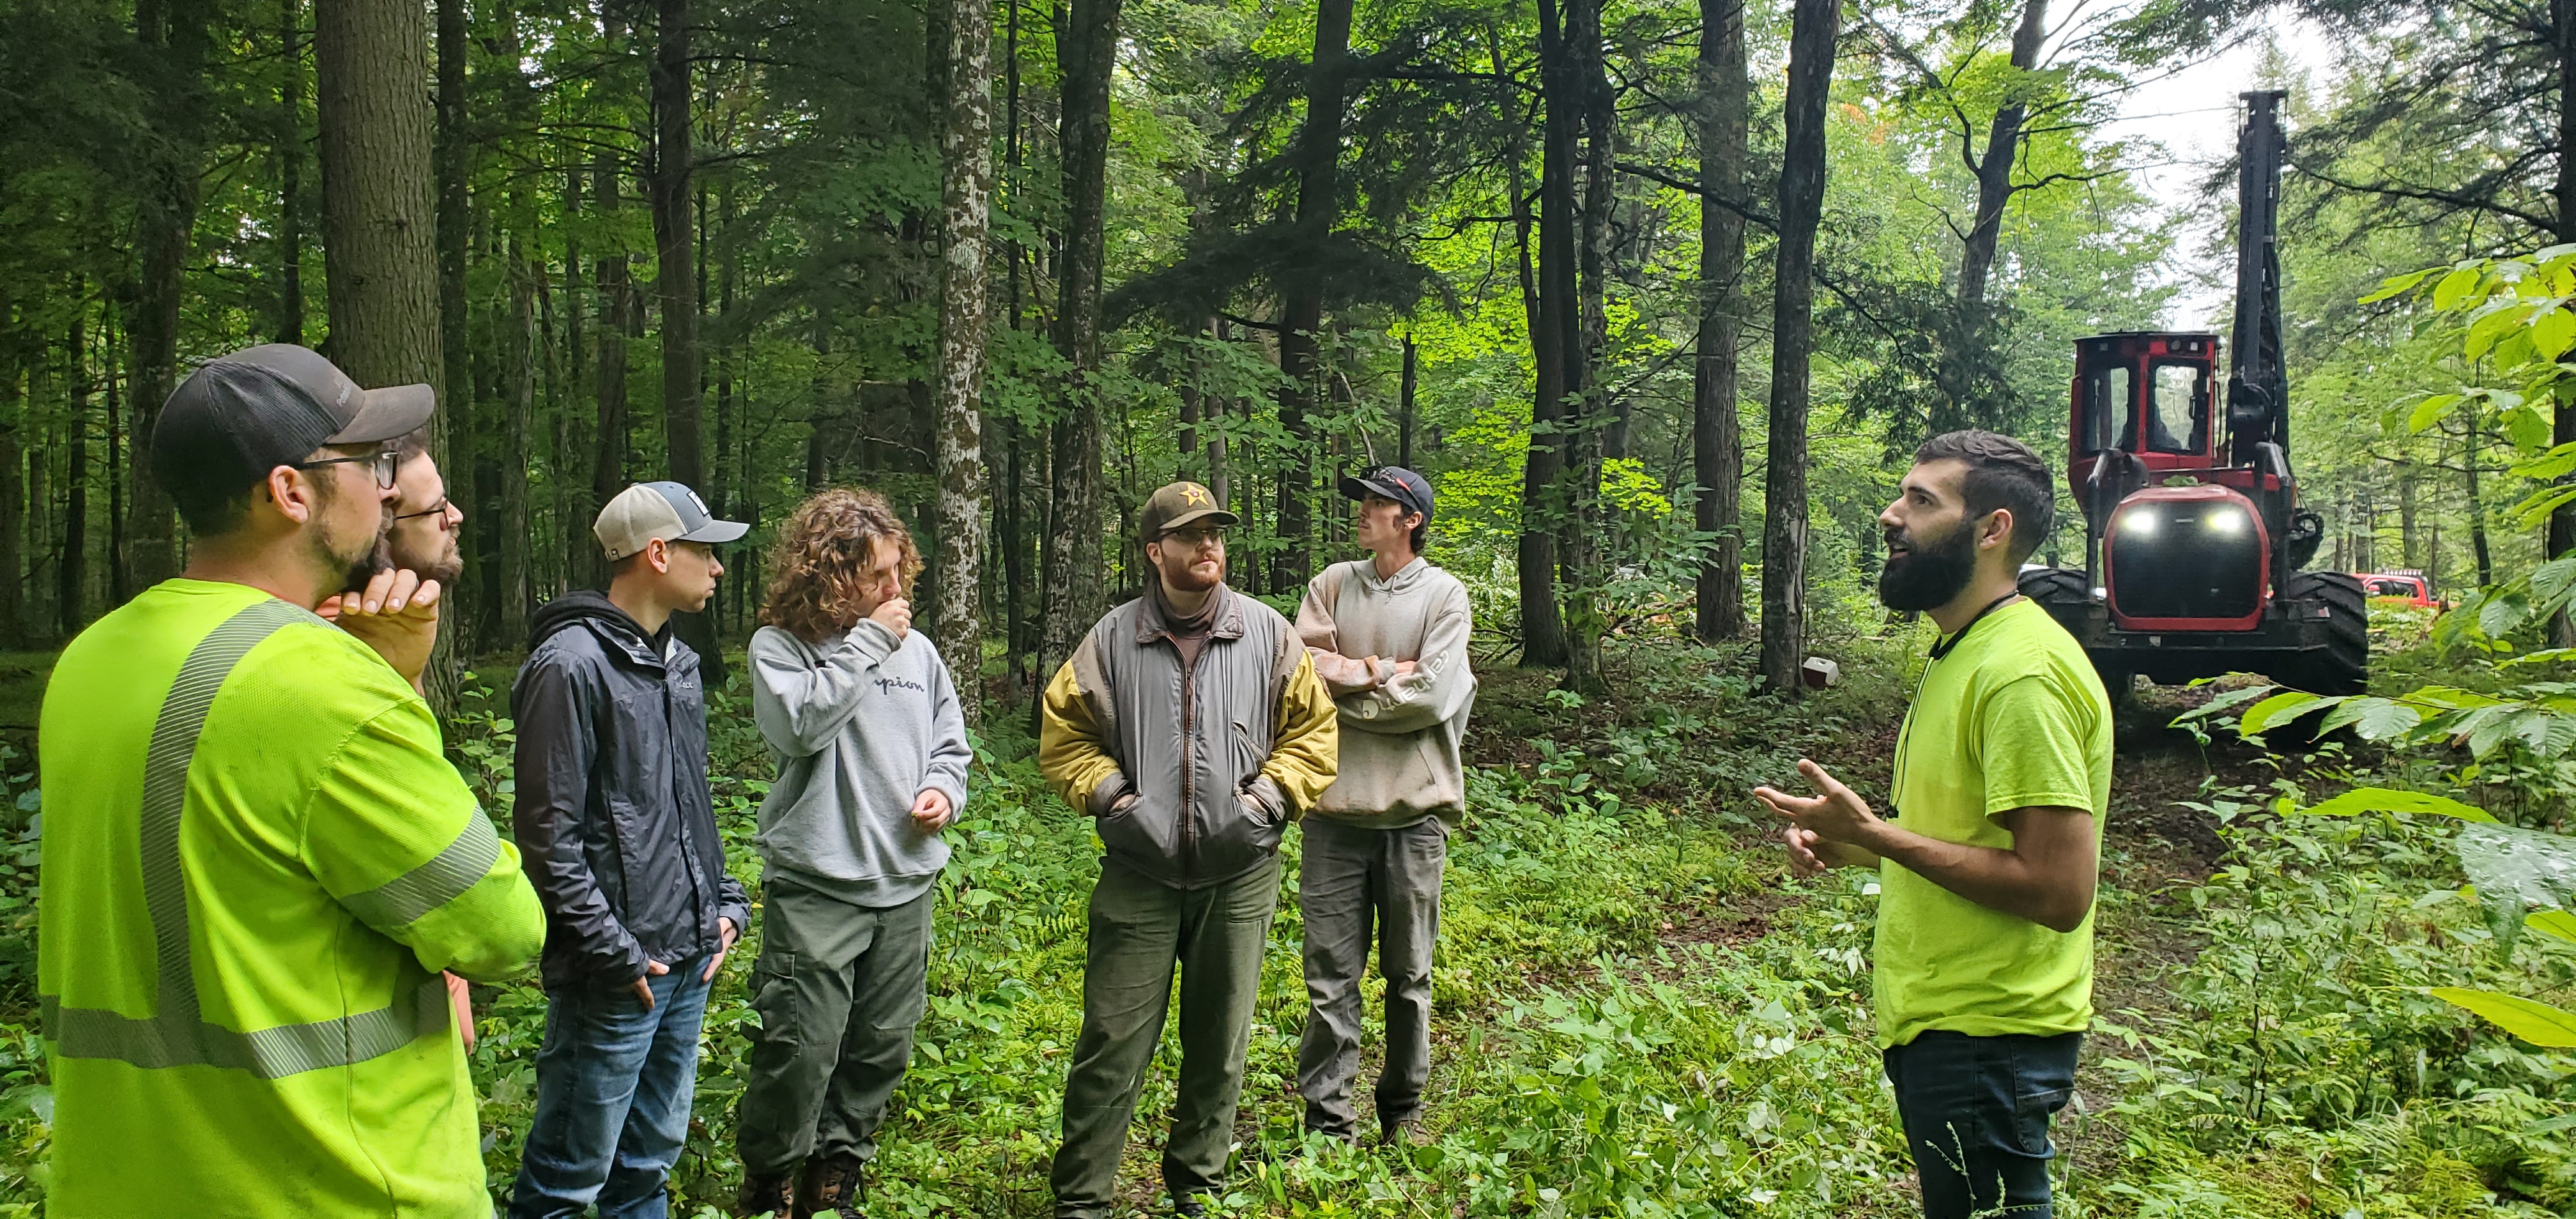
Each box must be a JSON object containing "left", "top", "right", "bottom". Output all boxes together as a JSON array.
[
  {"left": 734, "top": 880, "right": 935, "bottom": 1176},
  {"left": 1294, "top": 815, "right": 1445, "bottom": 1138},
  {"left": 1050, "top": 854, "right": 1282, "bottom": 1218}
]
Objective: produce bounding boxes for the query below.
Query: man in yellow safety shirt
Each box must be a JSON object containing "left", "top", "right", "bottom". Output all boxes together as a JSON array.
[{"left": 36, "top": 344, "right": 546, "bottom": 1217}]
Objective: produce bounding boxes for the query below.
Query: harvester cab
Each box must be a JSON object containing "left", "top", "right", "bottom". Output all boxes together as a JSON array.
[{"left": 2020, "top": 89, "right": 2368, "bottom": 696}]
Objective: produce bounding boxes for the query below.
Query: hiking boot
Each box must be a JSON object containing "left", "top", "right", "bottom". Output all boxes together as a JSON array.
[
  {"left": 798, "top": 1154, "right": 867, "bottom": 1218},
  {"left": 1379, "top": 1116, "right": 1430, "bottom": 1148},
  {"left": 1172, "top": 1195, "right": 1209, "bottom": 1218},
  {"left": 733, "top": 1170, "right": 795, "bottom": 1218}
]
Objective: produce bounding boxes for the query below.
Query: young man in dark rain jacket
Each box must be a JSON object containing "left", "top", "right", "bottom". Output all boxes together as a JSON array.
[{"left": 509, "top": 481, "right": 755, "bottom": 1219}]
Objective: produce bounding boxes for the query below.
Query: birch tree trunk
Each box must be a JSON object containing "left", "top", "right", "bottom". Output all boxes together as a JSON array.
[{"left": 933, "top": 0, "right": 994, "bottom": 726}]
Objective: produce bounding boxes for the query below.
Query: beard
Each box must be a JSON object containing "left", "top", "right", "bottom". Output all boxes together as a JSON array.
[
  {"left": 1878, "top": 518, "right": 1978, "bottom": 612},
  {"left": 320, "top": 512, "right": 390, "bottom": 597}
]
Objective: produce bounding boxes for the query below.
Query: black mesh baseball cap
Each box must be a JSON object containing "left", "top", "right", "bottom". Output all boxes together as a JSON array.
[
  {"left": 1338, "top": 465, "right": 1434, "bottom": 523},
  {"left": 151, "top": 344, "right": 436, "bottom": 520}
]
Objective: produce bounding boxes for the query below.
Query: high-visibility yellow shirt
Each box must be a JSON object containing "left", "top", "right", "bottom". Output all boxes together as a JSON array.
[
  {"left": 37, "top": 579, "right": 545, "bottom": 1217},
  {"left": 1877, "top": 598, "right": 2114, "bottom": 1050}
]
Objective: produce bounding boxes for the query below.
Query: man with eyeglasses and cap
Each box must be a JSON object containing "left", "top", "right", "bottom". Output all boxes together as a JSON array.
[
  {"left": 1039, "top": 481, "right": 1340, "bottom": 1218},
  {"left": 509, "top": 480, "right": 754, "bottom": 1219},
  {"left": 36, "top": 344, "right": 546, "bottom": 1216},
  {"left": 1292, "top": 466, "right": 1475, "bottom": 1147}
]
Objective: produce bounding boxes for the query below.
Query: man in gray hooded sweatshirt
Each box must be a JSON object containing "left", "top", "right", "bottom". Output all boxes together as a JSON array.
[
  {"left": 732, "top": 489, "right": 971, "bottom": 1219},
  {"left": 1294, "top": 466, "right": 1475, "bottom": 1146}
]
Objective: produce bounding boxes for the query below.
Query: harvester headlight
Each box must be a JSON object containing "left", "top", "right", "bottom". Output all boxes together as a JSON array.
[
  {"left": 2120, "top": 511, "right": 2156, "bottom": 536},
  {"left": 2206, "top": 509, "right": 2245, "bottom": 533}
]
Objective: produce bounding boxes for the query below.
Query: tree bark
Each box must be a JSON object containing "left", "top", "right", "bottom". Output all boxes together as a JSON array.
[
  {"left": 276, "top": 0, "right": 306, "bottom": 345},
  {"left": 2549, "top": 0, "right": 2575, "bottom": 640},
  {"left": 1524, "top": 0, "right": 1581, "bottom": 670},
  {"left": 1559, "top": 0, "right": 1612, "bottom": 696},
  {"left": 933, "top": 0, "right": 993, "bottom": 725},
  {"left": 123, "top": 0, "right": 212, "bottom": 588},
  {"left": 1036, "top": 0, "right": 1121, "bottom": 691},
  {"left": 652, "top": 0, "right": 703, "bottom": 491},
  {"left": 0, "top": 352, "right": 22, "bottom": 648},
  {"left": 1269, "top": 0, "right": 1354, "bottom": 595},
  {"left": 63, "top": 310, "right": 89, "bottom": 636},
  {"left": 316, "top": 0, "right": 445, "bottom": 426},
  {"left": 1397, "top": 335, "right": 1416, "bottom": 470},
  {"left": 593, "top": 146, "right": 633, "bottom": 589},
  {"left": 1955, "top": 0, "right": 2046, "bottom": 311},
  {"left": 1694, "top": 0, "right": 1748, "bottom": 642},
  {"left": 1761, "top": 0, "right": 1839, "bottom": 694}
]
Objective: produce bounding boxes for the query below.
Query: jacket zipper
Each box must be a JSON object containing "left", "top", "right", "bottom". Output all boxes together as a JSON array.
[{"left": 1178, "top": 638, "right": 1197, "bottom": 886}]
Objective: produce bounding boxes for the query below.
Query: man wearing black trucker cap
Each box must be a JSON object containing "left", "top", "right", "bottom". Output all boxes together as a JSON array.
[
  {"left": 510, "top": 480, "right": 754, "bottom": 1219},
  {"left": 36, "top": 344, "right": 546, "bottom": 1216},
  {"left": 1293, "top": 466, "right": 1475, "bottom": 1147}
]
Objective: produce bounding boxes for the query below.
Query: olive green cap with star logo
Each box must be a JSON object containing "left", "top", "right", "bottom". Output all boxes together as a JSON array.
[{"left": 1136, "top": 480, "right": 1240, "bottom": 543}]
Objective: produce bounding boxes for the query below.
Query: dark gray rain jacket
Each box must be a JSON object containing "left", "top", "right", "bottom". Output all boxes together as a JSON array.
[{"left": 511, "top": 591, "right": 751, "bottom": 990}]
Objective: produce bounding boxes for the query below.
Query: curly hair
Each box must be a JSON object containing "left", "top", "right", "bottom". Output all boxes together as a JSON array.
[{"left": 758, "top": 488, "right": 922, "bottom": 643}]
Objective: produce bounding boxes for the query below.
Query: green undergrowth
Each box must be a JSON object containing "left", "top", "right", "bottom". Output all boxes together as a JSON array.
[{"left": 0, "top": 630, "right": 2564, "bottom": 1215}]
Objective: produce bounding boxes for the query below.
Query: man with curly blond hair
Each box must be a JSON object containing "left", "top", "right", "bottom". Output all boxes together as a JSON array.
[{"left": 732, "top": 488, "right": 970, "bottom": 1219}]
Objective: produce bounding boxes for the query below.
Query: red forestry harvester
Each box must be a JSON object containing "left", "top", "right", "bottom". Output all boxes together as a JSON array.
[{"left": 2019, "top": 90, "right": 2368, "bottom": 696}]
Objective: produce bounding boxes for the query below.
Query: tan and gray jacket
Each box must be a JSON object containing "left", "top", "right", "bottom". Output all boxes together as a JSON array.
[
  {"left": 1297, "top": 557, "right": 1476, "bottom": 829},
  {"left": 1039, "top": 584, "right": 1339, "bottom": 890}
]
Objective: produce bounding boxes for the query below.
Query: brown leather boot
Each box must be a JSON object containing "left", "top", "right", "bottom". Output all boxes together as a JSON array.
[
  {"left": 797, "top": 1154, "right": 867, "bottom": 1218},
  {"left": 733, "top": 1170, "right": 795, "bottom": 1218}
]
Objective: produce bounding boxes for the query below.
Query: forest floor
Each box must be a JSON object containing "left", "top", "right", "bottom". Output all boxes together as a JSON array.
[{"left": 0, "top": 622, "right": 2563, "bottom": 1217}]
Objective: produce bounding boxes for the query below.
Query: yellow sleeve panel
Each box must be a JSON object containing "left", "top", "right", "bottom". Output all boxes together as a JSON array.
[
  {"left": 1263, "top": 647, "right": 1341, "bottom": 817},
  {"left": 1039, "top": 652, "right": 1125, "bottom": 815}
]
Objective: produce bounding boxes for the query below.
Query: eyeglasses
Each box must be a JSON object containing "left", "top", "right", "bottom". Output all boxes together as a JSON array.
[
  {"left": 296, "top": 448, "right": 400, "bottom": 490},
  {"left": 1164, "top": 526, "right": 1225, "bottom": 549},
  {"left": 392, "top": 494, "right": 452, "bottom": 524}
]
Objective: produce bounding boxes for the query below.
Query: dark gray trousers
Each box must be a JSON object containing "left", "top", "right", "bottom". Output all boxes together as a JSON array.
[
  {"left": 1050, "top": 854, "right": 1281, "bottom": 1218},
  {"left": 733, "top": 880, "right": 935, "bottom": 1176},
  {"left": 1294, "top": 815, "right": 1446, "bottom": 1138}
]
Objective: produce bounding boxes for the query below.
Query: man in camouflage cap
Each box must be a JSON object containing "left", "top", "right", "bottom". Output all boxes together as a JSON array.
[{"left": 1039, "top": 481, "right": 1340, "bottom": 1217}]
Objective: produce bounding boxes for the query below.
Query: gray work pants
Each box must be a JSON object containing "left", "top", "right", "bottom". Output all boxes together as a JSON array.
[
  {"left": 1294, "top": 815, "right": 1445, "bottom": 1138},
  {"left": 1050, "top": 854, "right": 1281, "bottom": 1218},
  {"left": 733, "top": 880, "right": 935, "bottom": 1176}
]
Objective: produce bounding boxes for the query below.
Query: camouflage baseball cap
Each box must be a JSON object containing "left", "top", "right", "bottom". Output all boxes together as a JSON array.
[{"left": 1137, "top": 480, "right": 1238, "bottom": 542}]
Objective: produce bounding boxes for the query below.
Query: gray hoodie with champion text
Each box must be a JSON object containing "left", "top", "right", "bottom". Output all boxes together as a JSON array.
[{"left": 747, "top": 618, "right": 972, "bottom": 907}]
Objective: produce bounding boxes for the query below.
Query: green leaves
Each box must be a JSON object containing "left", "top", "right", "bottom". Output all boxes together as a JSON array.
[
  {"left": 2455, "top": 822, "right": 2576, "bottom": 951},
  {"left": 2292, "top": 786, "right": 2495, "bottom": 822},
  {"left": 2425, "top": 989, "right": 2576, "bottom": 1047}
]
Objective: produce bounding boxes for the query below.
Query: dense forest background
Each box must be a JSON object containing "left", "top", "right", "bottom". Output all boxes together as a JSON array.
[{"left": 7, "top": 0, "right": 2564, "bottom": 694}]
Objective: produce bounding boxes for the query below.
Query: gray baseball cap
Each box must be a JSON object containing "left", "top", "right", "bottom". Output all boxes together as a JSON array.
[{"left": 594, "top": 481, "right": 749, "bottom": 560}]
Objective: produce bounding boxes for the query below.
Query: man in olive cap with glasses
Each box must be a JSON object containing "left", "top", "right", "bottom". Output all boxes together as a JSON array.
[
  {"left": 1040, "top": 480, "right": 1340, "bottom": 1218},
  {"left": 36, "top": 344, "right": 545, "bottom": 1216}
]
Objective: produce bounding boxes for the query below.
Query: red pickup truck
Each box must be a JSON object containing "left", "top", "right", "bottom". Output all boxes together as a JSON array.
[{"left": 2358, "top": 571, "right": 2444, "bottom": 611}]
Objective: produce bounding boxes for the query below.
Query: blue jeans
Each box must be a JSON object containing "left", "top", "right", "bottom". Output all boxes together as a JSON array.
[
  {"left": 509, "top": 961, "right": 714, "bottom": 1219},
  {"left": 1881, "top": 1031, "right": 2082, "bottom": 1219}
]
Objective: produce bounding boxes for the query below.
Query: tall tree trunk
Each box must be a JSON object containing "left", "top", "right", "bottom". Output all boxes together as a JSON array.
[
  {"left": 593, "top": 146, "right": 633, "bottom": 589},
  {"left": 1559, "top": 0, "right": 1612, "bottom": 696},
  {"left": 106, "top": 314, "right": 126, "bottom": 607},
  {"left": 1036, "top": 0, "right": 1121, "bottom": 693},
  {"left": 2549, "top": 0, "right": 2575, "bottom": 638},
  {"left": 1269, "top": 0, "right": 1354, "bottom": 595},
  {"left": 933, "top": 0, "right": 993, "bottom": 725},
  {"left": 276, "top": 0, "right": 306, "bottom": 344},
  {"left": 1694, "top": 0, "right": 1748, "bottom": 642},
  {"left": 1955, "top": 0, "right": 2046, "bottom": 310},
  {"left": 424, "top": 0, "right": 470, "bottom": 693},
  {"left": 317, "top": 0, "right": 445, "bottom": 430},
  {"left": 1942, "top": 0, "right": 2046, "bottom": 431},
  {"left": 0, "top": 353, "right": 21, "bottom": 648},
  {"left": 1397, "top": 335, "right": 1416, "bottom": 470},
  {"left": 2398, "top": 461, "right": 2419, "bottom": 569},
  {"left": 1761, "top": 0, "right": 1838, "bottom": 694},
  {"left": 123, "top": 0, "right": 212, "bottom": 588},
  {"left": 650, "top": 0, "right": 723, "bottom": 680},
  {"left": 63, "top": 310, "right": 89, "bottom": 636},
  {"left": 2467, "top": 417, "right": 2494, "bottom": 588},
  {"left": 501, "top": 236, "right": 536, "bottom": 645},
  {"left": 1524, "top": 0, "right": 1581, "bottom": 670}
]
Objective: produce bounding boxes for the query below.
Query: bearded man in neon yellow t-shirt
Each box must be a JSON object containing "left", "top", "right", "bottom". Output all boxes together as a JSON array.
[{"left": 1756, "top": 429, "right": 2113, "bottom": 1219}]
